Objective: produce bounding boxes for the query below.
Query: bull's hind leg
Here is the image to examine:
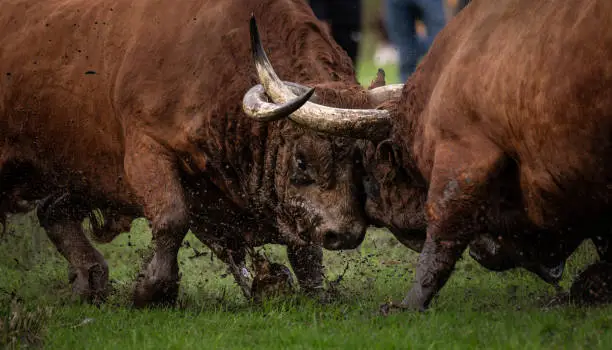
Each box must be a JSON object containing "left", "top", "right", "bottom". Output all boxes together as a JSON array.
[
  {"left": 125, "top": 135, "right": 190, "bottom": 308},
  {"left": 399, "top": 139, "right": 505, "bottom": 311},
  {"left": 37, "top": 194, "right": 109, "bottom": 303}
]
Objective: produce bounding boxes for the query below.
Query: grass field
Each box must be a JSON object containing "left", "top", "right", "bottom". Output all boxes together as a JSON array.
[{"left": 1, "top": 64, "right": 612, "bottom": 349}]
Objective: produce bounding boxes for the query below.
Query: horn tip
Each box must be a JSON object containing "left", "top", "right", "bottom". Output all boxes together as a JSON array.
[
  {"left": 304, "top": 87, "right": 315, "bottom": 100},
  {"left": 284, "top": 87, "right": 315, "bottom": 117},
  {"left": 249, "top": 13, "right": 264, "bottom": 60},
  {"left": 249, "top": 14, "right": 257, "bottom": 36}
]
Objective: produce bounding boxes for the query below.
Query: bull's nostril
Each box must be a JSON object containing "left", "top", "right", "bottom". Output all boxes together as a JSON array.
[
  {"left": 323, "top": 229, "right": 364, "bottom": 250},
  {"left": 324, "top": 230, "right": 338, "bottom": 240},
  {"left": 323, "top": 231, "right": 340, "bottom": 247}
]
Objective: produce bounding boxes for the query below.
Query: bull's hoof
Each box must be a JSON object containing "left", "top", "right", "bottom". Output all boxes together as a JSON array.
[
  {"left": 570, "top": 261, "right": 612, "bottom": 306},
  {"left": 302, "top": 286, "right": 336, "bottom": 304},
  {"left": 379, "top": 299, "right": 426, "bottom": 316},
  {"left": 132, "top": 274, "right": 180, "bottom": 309},
  {"left": 251, "top": 263, "right": 295, "bottom": 303},
  {"left": 379, "top": 300, "right": 409, "bottom": 316},
  {"left": 68, "top": 263, "right": 109, "bottom": 305}
]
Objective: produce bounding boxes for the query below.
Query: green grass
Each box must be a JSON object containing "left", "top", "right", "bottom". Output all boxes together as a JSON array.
[
  {"left": 1, "top": 65, "right": 611, "bottom": 349},
  {"left": 357, "top": 59, "right": 402, "bottom": 86},
  {"left": 1, "top": 208, "right": 611, "bottom": 349}
]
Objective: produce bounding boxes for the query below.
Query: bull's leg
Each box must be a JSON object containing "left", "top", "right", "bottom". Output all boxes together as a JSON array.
[
  {"left": 193, "top": 230, "right": 254, "bottom": 300},
  {"left": 399, "top": 140, "right": 504, "bottom": 311},
  {"left": 287, "top": 244, "right": 325, "bottom": 295},
  {"left": 124, "top": 136, "right": 190, "bottom": 308},
  {"left": 37, "top": 197, "right": 109, "bottom": 303}
]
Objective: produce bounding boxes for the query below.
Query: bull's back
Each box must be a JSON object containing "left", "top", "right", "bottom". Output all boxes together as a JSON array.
[
  {"left": 0, "top": 0, "right": 137, "bottom": 163},
  {"left": 0, "top": 0, "right": 159, "bottom": 200},
  {"left": 424, "top": 0, "right": 612, "bottom": 226},
  {"left": 0, "top": 0, "right": 231, "bottom": 179}
]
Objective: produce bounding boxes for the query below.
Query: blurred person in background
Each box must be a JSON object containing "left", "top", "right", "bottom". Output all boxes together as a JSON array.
[
  {"left": 309, "top": 0, "right": 362, "bottom": 64},
  {"left": 372, "top": 15, "right": 399, "bottom": 67},
  {"left": 385, "top": 0, "right": 446, "bottom": 81},
  {"left": 455, "top": 0, "right": 472, "bottom": 14}
]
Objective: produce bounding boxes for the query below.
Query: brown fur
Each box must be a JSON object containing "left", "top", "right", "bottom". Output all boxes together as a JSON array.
[
  {"left": 0, "top": 0, "right": 374, "bottom": 306},
  {"left": 360, "top": 0, "right": 612, "bottom": 310}
]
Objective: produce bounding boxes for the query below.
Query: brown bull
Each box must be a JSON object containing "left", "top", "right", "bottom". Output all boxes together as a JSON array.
[
  {"left": 0, "top": 0, "right": 387, "bottom": 307},
  {"left": 249, "top": 0, "right": 612, "bottom": 311}
]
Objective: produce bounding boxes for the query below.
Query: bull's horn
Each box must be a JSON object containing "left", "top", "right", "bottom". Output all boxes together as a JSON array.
[
  {"left": 367, "top": 84, "right": 405, "bottom": 106},
  {"left": 366, "top": 68, "right": 404, "bottom": 106},
  {"left": 284, "top": 81, "right": 322, "bottom": 103},
  {"left": 243, "top": 84, "right": 315, "bottom": 122},
  {"left": 247, "top": 15, "right": 392, "bottom": 141},
  {"left": 243, "top": 81, "right": 322, "bottom": 121}
]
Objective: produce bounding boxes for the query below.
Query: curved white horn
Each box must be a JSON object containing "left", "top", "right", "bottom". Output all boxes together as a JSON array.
[
  {"left": 243, "top": 84, "right": 314, "bottom": 122},
  {"left": 249, "top": 15, "right": 393, "bottom": 141}
]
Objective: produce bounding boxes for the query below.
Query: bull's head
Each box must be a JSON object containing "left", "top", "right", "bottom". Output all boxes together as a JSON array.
[
  {"left": 240, "top": 16, "right": 393, "bottom": 250},
  {"left": 271, "top": 125, "right": 368, "bottom": 250},
  {"left": 360, "top": 139, "right": 428, "bottom": 252}
]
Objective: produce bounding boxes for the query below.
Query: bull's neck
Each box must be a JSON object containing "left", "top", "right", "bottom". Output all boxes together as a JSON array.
[{"left": 179, "top": 116, "right": 285, "bottom": 218}]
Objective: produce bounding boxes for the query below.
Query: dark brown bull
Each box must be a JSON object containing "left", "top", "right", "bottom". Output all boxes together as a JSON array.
[
  {"left": 248, "top": 0, "right": 612, "bottom": 311},
  {"left": 0, "top": 0, "right": 386, "bottom": 307}
]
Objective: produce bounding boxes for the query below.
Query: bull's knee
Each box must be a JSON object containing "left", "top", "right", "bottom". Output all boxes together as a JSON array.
[{"left": 152, "top": 202, "right": 189, "bottom": 237}]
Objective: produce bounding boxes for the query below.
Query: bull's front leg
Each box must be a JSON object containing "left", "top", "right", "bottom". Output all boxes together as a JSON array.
[
  {"left": 392, "top": 140, "right": 504, "bottom": 312},
  {"left": 191, "top": 227, "right": 254, "bottom": 300},
  {"left": 125, "top": 135, "right": 190, "bottom": 308},
  {"left": 287, "top": 244, "right": 325, "bottom": 296}
]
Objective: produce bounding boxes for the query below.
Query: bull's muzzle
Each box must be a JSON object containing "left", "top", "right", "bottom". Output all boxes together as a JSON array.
[{"left": 320, "top": 222, "right": 367, "bottom": 250}]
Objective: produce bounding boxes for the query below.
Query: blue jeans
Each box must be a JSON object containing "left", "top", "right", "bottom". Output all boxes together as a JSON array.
[{"left": 385, "top": 0, "right": 446, "bottom": 81}]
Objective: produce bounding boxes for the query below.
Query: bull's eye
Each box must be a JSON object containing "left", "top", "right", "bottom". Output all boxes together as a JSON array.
[
  {"left": 291, "top": 154, "right": 314, "bottom": 185},
  {"left": 296, "top": 156, "right": 307, "bottom": 171},
  {"left": 363, "top": 175, "right": 380, "bottom": 198}
]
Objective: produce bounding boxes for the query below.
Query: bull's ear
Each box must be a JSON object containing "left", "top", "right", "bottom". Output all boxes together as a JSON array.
[
  {"left": 368, "top": 68, "right": 387, "bottom": 90},
  {"left": 375, "top": 140, "right": 401, "bottom": 168}
]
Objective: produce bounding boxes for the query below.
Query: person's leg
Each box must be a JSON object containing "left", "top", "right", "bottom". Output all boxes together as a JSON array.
[
  {"left": 455, "top": 0, "right": 472, "bottom": 15},
  {"left": 385, "top": 0, "right": 418, "bottom": 81},
  {"left": 417, "top": 0, "right": 447, "bottom": 52}
]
